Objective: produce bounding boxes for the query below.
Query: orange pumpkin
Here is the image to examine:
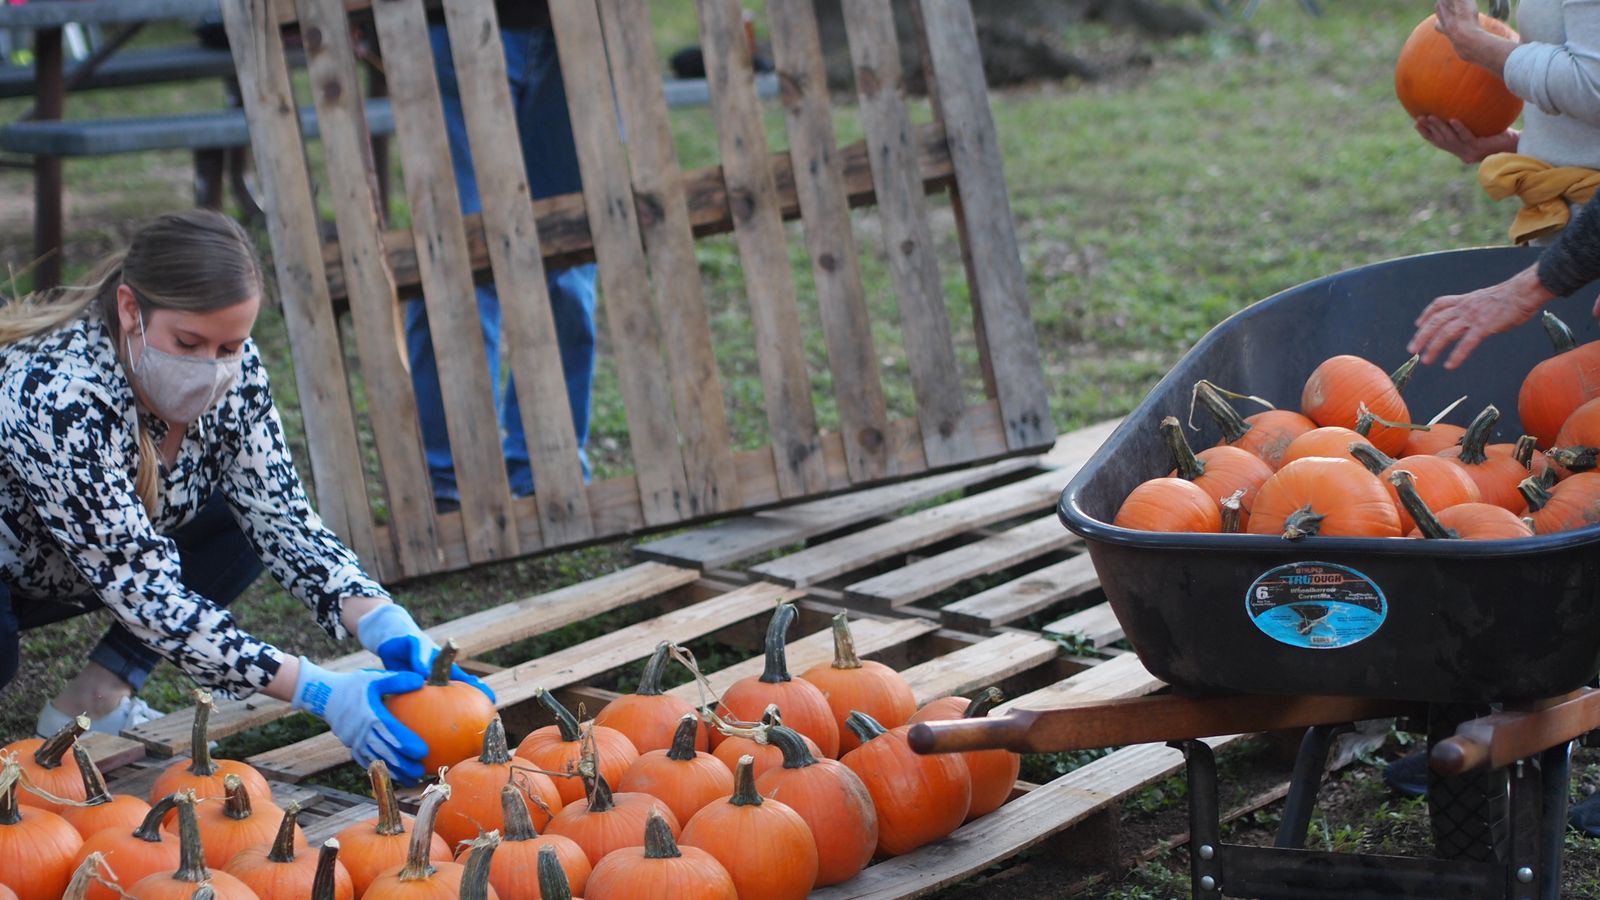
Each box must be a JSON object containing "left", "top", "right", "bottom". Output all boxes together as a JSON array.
[
  {"left": 716, "top": 603, "right": 841, "bottom": 758},
  {"left": 545, "top": 771, "right": 680, "bottom": 868},
  {"left": 1549, "top": 397, "right": 1600, "bottom": 476},
  {"left": 584, "top": 807, "right": 735, "bottom": 900},
  {"left": 1160, "top": 416, "right": 1273, "bottom": 531},
  {"left": 1194, "top": 380, "right": 1316, "bottom": 469},
  {"left": 194, "top": 773, "right": 302, "bottom": 871},
  {"left": 1278, "top": 425, "right": 1376, "bottom": 468},
  {"left": 712, "top": 705, "right": 822, "bottom": 781},
  {"left": 383, "top": 640, "right": 498, "bottom": 777},
  {"left": 839, "top": 711, "right": 970, "bottom": 857},
  {"left": 1246, "top": 457, "right": 1402, "bottom": 539},
  {"left": 0, "top": 759, "right": 82, "bottom": 900},
  {"left": 224, "top": 805, "right": 355, "bottom": 899},
  {"left": 334, "top": 760, "right": 453, "bottom": 897},
  {"left": 681, "top": 756, "right": 817, "bottom": 900},
  {"left": 7, "top": 715, "right": 86, "bottom": 814},
  {"left": 518, "top": 689, "right": 640, "bottom": 807},
  {"left": 458, "top": 785, "right": 591, "bottom": 900},
  {"left": 1113, "top": 477, "right": 1221, "bottom": 533},
  {"left": 799, "top": 613, "right": 918, "bottom": 755},
  {"left": 1521, "top": 472, "right": 1600, "bottom": 533},
  {"left": 438, "top": 716, "right": 562, "bottom": 854},
  {"left": 907, "top": 687, "right": 1021, "bottom": 820},
  {"left": 1300, "top": 354, "right": 1416, "bottom": 456},
  {"left": 1404, "top": 422, "right": 1468, "bottom": 457},
  {"left": 128, "top": 791, "right": 256, "bottom": 900},
  {"left": 61, "top": 740, "right": 152, "bottom": 839},
  {"left": 149, "top": 690, "right": 274, "bottom": 820},
  {"left": 362, "top": 784, "right": 484, "bottom": 899},
  {"left": 1350, "top": 443, "right": 1482, "bottom": 534},
  {"left": 1392, "top": 470, "right": 1534, "bottom": 539},
  {"left": 70, "top": 793, "right": 182, "bottom": 900},
  {"left": 594, "top": 641, "right": 707, "bottom": 754},
  {"left": 1396, "top": 12, "right": 1523, "bottom": 136},
  {"left": 1520, "top": 311, "right": 1600, "bottom": 448},
  {"left": 1439, "top": 405, "right": 1530, "bottom": 512},
  {"left": 618, "top": 713, "right": 733, "bottom": 827},
  {"left": 754, "top": 725, "right": 878, "bottom": 887}
]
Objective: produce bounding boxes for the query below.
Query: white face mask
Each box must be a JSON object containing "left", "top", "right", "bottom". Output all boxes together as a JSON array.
[{"left": 124, "top": 312, "right": 243, "bottom": 424}]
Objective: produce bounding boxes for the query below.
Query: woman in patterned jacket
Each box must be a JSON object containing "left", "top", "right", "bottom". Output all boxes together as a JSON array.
[{"left": 0, "top": 210, "right": 487, "bottom": 784}]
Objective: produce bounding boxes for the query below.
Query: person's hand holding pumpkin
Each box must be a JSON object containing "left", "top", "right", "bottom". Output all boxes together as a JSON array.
[
  {"left": 1432, "top": 0, "right": 1519, "bottom": 74},
  {"left": 1414, "top": 115, "right": 1518, "bottom": 163},
  {"left": 1408, "top": 263, "right": 1555, "bottom": 368}
]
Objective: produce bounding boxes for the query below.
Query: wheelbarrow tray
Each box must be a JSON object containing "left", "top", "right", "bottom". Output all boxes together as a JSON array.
[{"left": 1059, "top": 246, "right": 1600, "bottom": 704}]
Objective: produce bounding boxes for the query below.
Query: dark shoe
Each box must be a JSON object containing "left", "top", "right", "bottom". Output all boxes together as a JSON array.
[
  {"left": 434, "top": 497, "right": 460, "bottom": 514},
  {"left": 1571, "top": 790, "right": 1600, "bottom": 837},
  {"left": 1383, "top": 749, "right": 1429, "bottom": 799}
]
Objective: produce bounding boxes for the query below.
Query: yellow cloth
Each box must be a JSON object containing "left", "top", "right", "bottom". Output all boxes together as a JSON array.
[{"left": 1479, "top": 152, "right": 1600, "bottom": 245}]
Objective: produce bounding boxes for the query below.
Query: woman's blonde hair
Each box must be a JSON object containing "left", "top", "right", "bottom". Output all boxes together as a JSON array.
[{"left": 0, "top": 209, "right": 263, "bottom": 515}]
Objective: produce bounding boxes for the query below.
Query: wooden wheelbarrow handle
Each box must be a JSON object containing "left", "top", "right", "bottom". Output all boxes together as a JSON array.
[
  {"left": 1430, "top": 687, "right": 1600, "bottom": 777},
  {"left": 908, "top": 693, "right": 1421, "bottom": 756}
]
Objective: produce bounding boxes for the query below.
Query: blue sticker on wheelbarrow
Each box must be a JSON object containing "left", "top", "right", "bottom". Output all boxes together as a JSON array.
[{"left": 1245, "top": 561, "right": 1386, "bottom": 650}]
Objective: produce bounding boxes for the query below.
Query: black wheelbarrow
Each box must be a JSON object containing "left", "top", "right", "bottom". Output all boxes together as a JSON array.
[{"left": 911, "top": 246, "right": 1600, "bottom": 900}]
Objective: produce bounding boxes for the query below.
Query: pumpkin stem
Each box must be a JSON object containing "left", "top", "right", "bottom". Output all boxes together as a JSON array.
[
  {"left": 367, "top": 759, "right": 405, "bottom": 836},
  {"left": 1542, "top": 310, "right": 1577, "bottom": 353},
  {"left": 844, "top": 710, "right": 890, "bottom": 745},
  {"left": 221, "top": 773, "right": 253, "bottom": 821},
  {"left": 642, "top": 806, "right": 682, "bottom": 859},
  {"left": 71, "top": 739, "right": 113, "bottom": 805},
  {"left": 1458, "top": 406, "right": 1500, "bottom": 466},
  {"left": 1389, "top": 354, "right": 1419, "bottom": 392},
  {"left": 1194, "top": 380, "right": 1253, "bottom": 443},
  {"left": 1281, "top": 504, "right": 1326, "bottom": 540},
  {"left": 64, "top": 852, "right": 109, "bottom": 900},
  {"left": 310, "top": 840, "right": 341, "bottom": 900},
  {"left": 398, "top": 783, "right": 450, "bottom": 881},
  {"left": 1354, "top": 405, "right": 1376, "bottom": 438},
  {"left": 477, "top": 716, "right": 512, "bottom": 766},
  {"left": 964, "top": 686, "right": 1005, "bottom": 719},
  {"left": 1519, "top": 475, "right": 1553, "bottom": 513},
  {"left": 426, "top": 640, "right": 460, "bottom": 687},
  {"left": 729, "top": 755, "right": 763, "bottom": 807},
  {"left": 760, "top": 703, "right": 783, "bottom": 727},
  {"left": 172, "top": 791, "right": 210, "bottom": 883},
  {"left": 1220, "top": 489, "right": 1245, "bottom": 534},
  {"left": 585, "top": 770, "right": 617, "bottom": 813},
  {"left": 637, "top": 642, "right": 673, "bottom": 696},
  {"left": 1348, "top": 442, "right": 1397, "bottom": 476},
  {"left": 768, "top": 725, "right": 819, "bottom": 769},
  {"left": 192, "top": 888, "right": 216, "bottom": 900},
  {"left": 666, "top": 713, "right": 702, "bottom": 762},
  {"left": 760, "top": 603, "right": 798, "bottom": 684},
  {"left": 135, "top": 793, "right": 181, "bottom": 842},
  {"left": 35, "top": 714, "right": 88, "bottom": 769},
  {"left": 0, "top": 761, "right": 20, "bottom": 825},
  {"left": 1525, "top": 515, "right": 1539, "bottom": 533},
  {"left": 537, "top": 844, "right": 575, "bottom": 900},
  {"left": 459, "top": 831, "right": 500, "bottom": 900},
  {"left": 1549, "top": 446, "right": 1599, "bottom": 473},
  {"left": 1390, "top": 470, "right": 1457, "bottom": 539},
  {"left": 1514, "top": 434, "right": 1538, "bottom": 470},
  {"left": 500, "top": 783, "right": 540, "bottom": 841},
  {"left": 829, "top": 612, "right": 864, "bottom": 670},
  {"left": 535, "top": 687, "right": 584, "bottom": 743},
  {"left": 188, "top": 689, "right": 218, "bottom": 777},
  {"left": 264, "top": 801, "right": 303, "bottom": 863},
  {"left": 1160, "top": 416, "right": 1206, "bottom": 481}
]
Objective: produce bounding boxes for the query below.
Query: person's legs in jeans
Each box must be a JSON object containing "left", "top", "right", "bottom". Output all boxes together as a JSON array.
[{"left": 0, "top": 579, "right": 19, "bottom": 693}]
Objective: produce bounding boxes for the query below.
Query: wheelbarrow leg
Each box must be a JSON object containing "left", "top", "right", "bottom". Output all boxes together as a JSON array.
[
  {"left": 1274, "top": 724, "right": 1348, "bottom": 849},
  {"left": 1505, "top": 743, "right": 1570, "bottom": 900},
  {"left": 1173, "top": 740, "right": 1225, "bottom": 899},
  {"left": 1536, "top": 742, "right": 1571, "bottom": 900}
]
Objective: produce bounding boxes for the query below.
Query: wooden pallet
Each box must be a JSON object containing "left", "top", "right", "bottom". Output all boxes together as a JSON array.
[{"left": 100, "top": 417, "right": 1319, "bottom": 898}]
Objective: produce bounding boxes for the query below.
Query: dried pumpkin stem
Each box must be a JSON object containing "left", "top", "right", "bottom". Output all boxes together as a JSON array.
[
  {"left": 136, "top": 793, "right": 182, "bottom": 842},
  {"left": 844, "top": 710, "right": 889, "bottom": 745},
  {"left": 637, "top": 642, "right": 673, "bottom": 696},
  {"left": 368, "top": 760, "right": 405, "bottom": 836},
  {"left": 1458, "top": 406, "right": 1500, "bottom": 466},
  {"left": 1220, "top": 489, "right": 1245, "bottom": 534},
  {"left": 1519, "top": 475, "right": 1552, "bottom": 513},
  {"left": 188, "top": 689, "right": 218, "bottom": 776},
  {"left": 1161, "top": 416, "right": 1206, "bottom": 481},
  {"left": 459, "top": 831, "right": 500, "bottom": 900},
  {"left": 584, "top": 771, "right": 616, "bottom": 813},
  {"left": 63, "top": 852, "right": 110, "bottom": 900},
  {"left": 729, "top": 756, "right": 763, "bottom": 807},
  {"left": 1390, "top": 470, "right": 1456, "bottom": 539},
  {"left": 71, "top": 740, "right": 113, "bottom": 805},
  {"left": 1281, "top": 504, "right": 1325, "bottom": 540},
  {"left": 35, "top": 714, "right": 88, "bottom": 769},
  {"left": 221, "top": 773, "right": 252, "bottom": 821},
  {"left": 768, "top": 725, "right": 819, "bottom": 769},
  {"left": 830, "top": 612, "right": 864, "bottom": 670},
  {"left": 426, "top": 640, "right": 459, "bottom": 687},
  {"left": 537, "top": 844, "right": 574, "bottom": 900},
  {"left": 535, "top": 688, "right": 583, "bottom": 743},
  {"left": 173, "top": 791, "right": 210, "bottom": 882},
  {"left": 0, "top": 761, "right": 20, "bottom": 825},
  {"left": 642, "top": 807, "right": 682, "bottom": 859},
  {"left": 398, "top": 783, "right": 450, "bottom": 881},
  {"left": 311, "top": 840, "right": 341, "bottom": 900},
  {"left": 760, "top": 603, "right": 798, "bottom": 684},
  {"left": 1543, "top": 310, "right": 1576, "bottom": 353},
  {"left": 479, "top": 717, "right": 512, "bottom": 766},
  {"left": 1514, "top": 434, "right": 1538, "bottom": 470},
  {"left": 964, "top": 687, "right": 1005, "bottom": 719},
  {"left": 1193, "top": 380, "right": 1254, "bottom": 443},
  {"left": 500, "top": 783, "right": 539, "bottom": 841},
  {"left": 1549, "top": 446, "right": 1599, "bottom": 472},
  {"left": 665, "top": 714, "right": 702, "bottom": 762},
  {"left": 265, "top": 802, "right": 303, "bottom": 863},
  {"left": 1348, "top": 442, "right": 1397, "bottom": 476},
  {"left": 1389, "top": 354, "right": 1420, "bottom": 392}
]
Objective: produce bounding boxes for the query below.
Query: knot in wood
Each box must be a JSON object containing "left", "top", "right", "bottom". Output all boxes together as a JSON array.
[
  {"left": 303, "top": 27, "right": 324, "bottom": 53},
  {"left": 729, "top": 187, "right": 757, "bottom": 222}
]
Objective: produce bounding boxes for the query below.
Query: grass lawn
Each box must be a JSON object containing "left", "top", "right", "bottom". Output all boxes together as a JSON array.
[{"left": 6, "top": 0, "right": 1584, "bottom": 892}]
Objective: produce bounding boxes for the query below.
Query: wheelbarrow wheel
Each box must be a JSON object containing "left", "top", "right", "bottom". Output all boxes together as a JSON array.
[{"left": 1426, "top": 703, "right": 1509, "bottom": 862}]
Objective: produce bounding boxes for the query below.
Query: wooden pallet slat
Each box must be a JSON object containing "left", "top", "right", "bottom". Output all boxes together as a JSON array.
[
  {"left": 940, "top": 551, "right": 1100, "bottom": 632},
  {"left": 1041, "top": 601, "right": 1125, "bottom": 649},
  {"left": 999, "top": 651, "right": 1164, "bottom": 713},
  {"left": 845, "top": 515, "right": 1078, "bottom": 609},
  {"left": 901, "top": 631, "right": 1060, "bottom": 705}
]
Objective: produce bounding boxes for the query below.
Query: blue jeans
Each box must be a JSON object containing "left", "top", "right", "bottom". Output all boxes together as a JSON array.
[
  {"left": 0, "top": 492, "right": 264, "bottom": 693},
  {"left": 404, "top": 24, "right": 599, "bottom": 501}
]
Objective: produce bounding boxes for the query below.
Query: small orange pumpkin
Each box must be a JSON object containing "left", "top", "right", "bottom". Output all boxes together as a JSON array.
[
  {"left": 907, "top": 687, "right": 1022, "bottom": 820},
  {"left": 839, "top": 710, "right": 970, "bottom": 857},
  {"left": 1350, "top": 443, "right": 1482, "bottom": 534},
  {"left": 149, "top": 690, "right": 274, "bottom": 820},
  {"left": 438, "top": 716, "right": 562, "bottom": 854},
  {"left": 1438, "top": 405, "right": 1531, "bottom": 512},
  {"left": 518, "top": 689, "right": 640, "bottom": 807},
  {"left": 754, "top": 725, "right": 878, "bottom": 887},
  {"left": 1521, "top": 472, "right": 1600, "bottom": 533},
  {"left": 1160, "top": 416, "right": 1273, "bottom": 531},
  {"left": 712, "top": 705, "right": 822, "bottom": 781},
  {"left": 1301, "top": 354, "right": 1416, "bottom": 456},
  {"left": 0, "top": 759, "right": 83, "bottom": 900},
  {"left": 1193, "top": 380, "right": 1315, "bottom": 469},
  {"left": 716, "top": 603, "right": 841, "bottom": 758},
  {"left": 127, "top": 791, "right": 257, "bottom": 900},
  {"left": 383, "top": 640, "right": 498, "bottom": 776},
  {"left": 593, "top": 641, "right": 707, "bottom": 754},
  {"left": 799, "top": 613, "right": 918, "bottom": 755},
  {"left": 195, "top": 773, "right": 303, "bottom": 870},
  {"left": 70, "top": 793, "right": 182, "bottom": 900},
  {"left": 60, "top": 740, "right": 152, "bottom": 840},
  {"left": 6, "top": 715, "right": 86, "bottom": 814},
  {"left": 1520, "top": 311, "right": 1600, "bottom": 448},
  {"left": 224, "top": 805, "right": 355, "bottom": 899},
  {"left": 334, "top": 760, "right": 453, "bottom": 896},
  {"left": 458, "top": 785, "right": 591, "bottom": 900},
  {"left": 1396, "top": 12, "right": 1523, "bottom": 136},
  {"left": 1392, "top": 470, "right": 1533, "bottom": 539},
  {"left": 1278, "top": 425, "right": 1376, "bottom": 468},
  {"left": 618, "top": 713, "right": 733, "bottom": 827},
  {"left": 681, "top": 755, "right": 817, "bottom": 900},
  {"left": 584, "top": 807, "right": 735, "bottom": 900},
  {"left": 1246, "top": 457, "right": 1402, "bottom": 539},
  {"left": 545, "top": 770, "right": 680, "bottom": 868},
  {"left": 1113, "top": 477, "right": 1221, "bottom": 533},
  {"left": 361, "top": 783, "right": 481, "bottom": 899}
]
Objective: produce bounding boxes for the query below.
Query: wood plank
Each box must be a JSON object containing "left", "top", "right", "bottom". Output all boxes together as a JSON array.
[
  {"left": 297, "top": 0, "right": 439, "bottom": 578},
  {"left": 80, "top": 732, "right": 145, "bottom": 773},
  {"left": 843, "top": 0, "right": 973, "bottom": 469},
  {"left": 769, "top": 0, "right": 896, "bottom": 484},
  {"left": 249, "top": 582, "right": 800, "bottom": 780},
  {"left": 810, "top": 736, "right": 1242, "bottom": 900},
  {"left": 439, "top": 0, "right": 593, "bottom": 545},
  {"left": 220, "top": 0, "right": 381, "bottom": 570},
  {"left": 940, "top": 551, "right": 1100, "bottom": 632},
  {"left": 667, "top": 616, "right": 941, "bottom": 705},
  {"left": 125, "top": 562, "right": 699, "bottom": 755},
  {"left": 1041, "top": 601, "right": 1124, "bottom": 649},
  {"left": 750, "top": 467, "right": 1069, "bottom": 587},
  {"left": 695, "top": 0, "right": 826, "bottom": 499},
  {"left": 321, "top": 123, "right": 959, "bottom": 301},
  {"left": 548, "top": 0, "right": 692, "bottom": 528},
  {"left": 846, "top": 515, "right": 1077, "bottom": 609},
  {"left": 917, "top": 0, "right": 1053, "bottom": 453},
  {"left": 302, "top": 800, "right": 376, "bottom": 845},
  {"left": 597, "top": 0, "right": 740, "bottom": 520},
  {"left": 902, "top": 632, "right": 1059, "bottom": 705},
  {"left": 369, "top": 0, "right": 518, "bottom": 561},
  {"left": 635, "top": 453, "right": 1039, "bottom": 570},
  {"left": 998, "top": 652, "right": 1164, "bottom": 713}
]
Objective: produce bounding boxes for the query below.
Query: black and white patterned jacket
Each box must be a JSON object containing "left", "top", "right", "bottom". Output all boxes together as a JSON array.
[{"left": 0, "top": 310, "right": 388, "bottom": 698}]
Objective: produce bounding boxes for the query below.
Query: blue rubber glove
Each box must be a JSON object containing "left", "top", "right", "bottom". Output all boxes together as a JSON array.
[
  {"left": 290, "top": 657, "right": 429, "bottom": 785},
  {"left": 356, "top": 603, "right": 496, "bottom": 703}
]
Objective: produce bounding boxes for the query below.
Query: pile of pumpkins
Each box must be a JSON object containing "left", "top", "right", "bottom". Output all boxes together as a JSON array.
[
  {"left": 0, "top": 603, "right": 1020, "bottom": 899},
  {"left": 1114, "top": 313, "right": 1600, "bottom": 540}
]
